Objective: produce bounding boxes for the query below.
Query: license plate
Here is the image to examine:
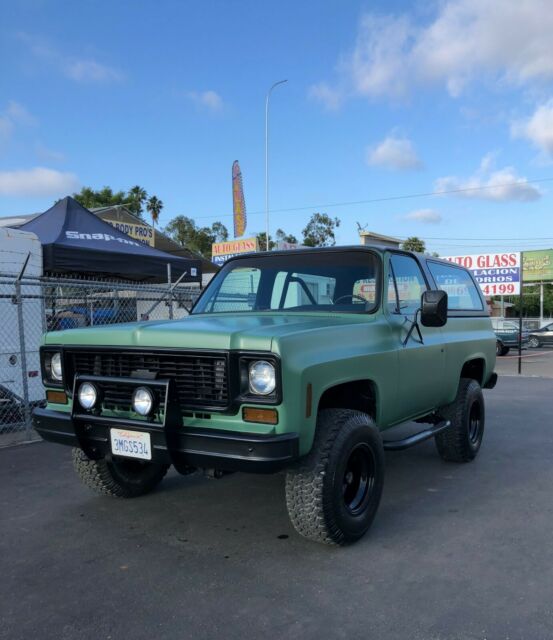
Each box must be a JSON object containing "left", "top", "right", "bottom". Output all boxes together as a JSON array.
[{"left": 110, "top": 428, "right": 151, "bottom": 461}]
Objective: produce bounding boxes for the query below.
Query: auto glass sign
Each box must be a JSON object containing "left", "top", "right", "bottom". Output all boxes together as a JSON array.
[
  {"left": 442, "top": 252, "right": 521, "bottom": 296},
  {"left": 211, "top": 237, "right": 258, "bottom": 267}
]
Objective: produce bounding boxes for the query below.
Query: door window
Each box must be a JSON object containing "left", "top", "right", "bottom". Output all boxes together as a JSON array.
[{"left": 388, "top": 254, "right": 428, "bottom": 315}]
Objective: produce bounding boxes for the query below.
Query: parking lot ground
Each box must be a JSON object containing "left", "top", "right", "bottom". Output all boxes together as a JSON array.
[
  {"left": 495, "top": 346, "right": 553, "bottom": 378},
  {"left": 2, "top": 376, "right": 553, "bottom": 640}
]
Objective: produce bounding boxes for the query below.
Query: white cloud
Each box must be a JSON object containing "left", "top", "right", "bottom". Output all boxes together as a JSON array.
[
  {"left": 404, "top": 209, "right": 442, "bottom": 224},
  {"left": 313, "top": 0, "right": 553, "bottom": 104},
  {"left": 309, "top": 82, "right": 343, "bottom": 110},
  {"left": 0, "top": 101, "right": 36, "bottom": 147},
  {"left": 512, "top": 100, "right": 553, "bottom": 156},
  {"left": 187, "top": 90, "right": 224, "bottom": 113},
  {"left": 6, "top": 101, "right": 37, "bottom": 126},
  {"left": 35, "top": 144, "right": 66, "bottom": 163},
  {"left": 0, "top": 167, "right": 79, "bottom": 197},
  {"left": 366, "top": 134, "right": 422, "bottom": 170},
  {"left": 434, "top": 155, "right": 541, "bottom": 202},
  {"left": 18, "top": 33, "right": 122, "bottom": 84},
  {"left": 0, "top": 116, "right": 14, "bottom": 141},
  {"left": 64, "top": 59, "right": 122, "bottom": 83}
]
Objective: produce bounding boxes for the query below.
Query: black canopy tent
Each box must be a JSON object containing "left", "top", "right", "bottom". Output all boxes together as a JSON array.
[{"left": 19, "top": 197, "right": 201, "bottom": 283}]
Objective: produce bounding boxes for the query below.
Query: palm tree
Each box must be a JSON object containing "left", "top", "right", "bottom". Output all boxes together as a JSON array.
[
  {"left": 128, "top": 185, "right": 148, "bottom": 217},
  {"left": 147, "top": 195, "right": 163, "bottom": 227}
]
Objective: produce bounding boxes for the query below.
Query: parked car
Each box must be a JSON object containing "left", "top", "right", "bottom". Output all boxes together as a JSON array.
[
  {"left": 491, "top": 319, "right": 529, "bottom": 356},
  {"left": 34, "top": 247, "right": 497, "bottom": 546},
  {"left": 528, "top": 322, "right": 553, "bottom": 348}
]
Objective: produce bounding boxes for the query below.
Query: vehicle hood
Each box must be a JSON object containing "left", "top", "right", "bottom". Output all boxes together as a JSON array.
[{"left": 45, "top": 312, "right": 371, "bottom": 352}]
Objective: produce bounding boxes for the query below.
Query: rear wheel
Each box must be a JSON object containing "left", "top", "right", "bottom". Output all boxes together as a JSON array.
[
  {"left": 285, "top": 409, "right": 384, "bottom": 545},
  {"left": 72, "top": 448, "right": 169, "bottom": 498},
  {"left": 435, "top": 378, "right": 485, "bottom": 463}
]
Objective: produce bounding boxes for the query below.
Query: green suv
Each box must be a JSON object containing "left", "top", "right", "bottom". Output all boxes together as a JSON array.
[{"left": 34, "top": 247, "right": 497, "bottom": 545}]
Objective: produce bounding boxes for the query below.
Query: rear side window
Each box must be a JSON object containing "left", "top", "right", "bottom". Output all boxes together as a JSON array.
[{"left": 428, "top": 261, "right": 483, "bottom": 311}]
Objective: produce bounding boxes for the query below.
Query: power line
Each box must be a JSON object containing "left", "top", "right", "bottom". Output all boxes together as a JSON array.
[{"left": 187, "top": 176, "right": 553, "bottom": 221}]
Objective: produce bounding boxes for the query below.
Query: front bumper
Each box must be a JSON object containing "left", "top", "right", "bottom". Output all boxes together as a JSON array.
[{"left": 33, "top": 407, "right": 299, "bottom": 474}]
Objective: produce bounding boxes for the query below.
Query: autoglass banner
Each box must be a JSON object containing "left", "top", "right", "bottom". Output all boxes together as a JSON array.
[
  {"left": 211, "top": 237, "right": 258, "bottom": 267},
  {"left": 443, "top": 252, "right": 521, "bottom": 296}
]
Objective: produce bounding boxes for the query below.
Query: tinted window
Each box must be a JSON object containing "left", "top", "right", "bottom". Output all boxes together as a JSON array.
[
  {"left": 428, "top": 261, "right": 483, "bottom": 311},
  {"left": 194, "top": 251, "right": 380, "bottom": 314},
  {"left": 389, "top": 254, "right": 428, "bottom": 315}
]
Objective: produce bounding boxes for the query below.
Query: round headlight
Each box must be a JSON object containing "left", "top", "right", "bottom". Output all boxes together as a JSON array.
[
  {"left": 50, "top": 352, "right": 63, "bottom": 381},
  {"left": 132, "top": 387, "right": 154, "bottom": 416},
  {"left": 78, "top": 382, "right": 98, "bottom": 410},
  {"left": 249, "top": 361, "right": 276, "bottom": 395}
]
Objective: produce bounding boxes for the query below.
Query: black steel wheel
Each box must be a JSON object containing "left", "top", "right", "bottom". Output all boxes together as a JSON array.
[
  {"left": 285, "top": 409, "right": 385, "bottom": 545},
  {"left": 435, "top": 378, "right": 485, "bottom": 462},
  {"left": 342, "top": 443, "right": 376, "bottom": 516}
]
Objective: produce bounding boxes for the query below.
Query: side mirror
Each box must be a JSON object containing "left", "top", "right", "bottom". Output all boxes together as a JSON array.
[{"left": 421, "top": 290, "right": 448, "bottom": 327}]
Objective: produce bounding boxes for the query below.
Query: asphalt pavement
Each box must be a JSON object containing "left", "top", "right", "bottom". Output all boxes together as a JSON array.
[
  {"left": 2, "top": 376, "right": 553, "bottom": 640},
  {"left": 495, "top": 346, "right": 553, "bottom": 378}
]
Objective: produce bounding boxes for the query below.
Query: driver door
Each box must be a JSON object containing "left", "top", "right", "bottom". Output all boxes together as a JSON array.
[{"left": 386, "top": 253, "right": 446, "bottom": 421}]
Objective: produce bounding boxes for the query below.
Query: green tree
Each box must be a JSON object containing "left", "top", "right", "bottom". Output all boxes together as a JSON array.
[
  {"left": 401, "top": 236, "right": 426, "bottom": 253},
  {"left": 255, "top": 229, "right": 298, "bottom": 251},
  {"left": 71, "top": 185, "right": 154, "bottom": 220},
  {"left": 72, "top": 186, "right": 125, "bottom": 209},
  {"left": 146, "top": 195, "right": 163, "bottom": 227},
  {"left": 275, "top": 228, "right": 298, "bottom": 245},
  {"left": 256, "top": 232, "right": 275, "bottom": 251},
  {"left": 503, "top": 284, "right": 553, "bottom": 317},
  {"left": 127, "top": 186, "right": 148, "bottom": 217},
  {"left": 302, "top": 213, "right": 340, "bottom": 247},
  {"left": 163, "top": 216, "right": 229, "bottom": 258},
  {"left": 211, "top": 221, "right": 229, "bottom": 243}
]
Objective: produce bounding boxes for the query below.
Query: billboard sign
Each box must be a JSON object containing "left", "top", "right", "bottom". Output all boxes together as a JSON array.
[
  {"left": 522, "top": 249, "right": 553, "bottom": 282},
  {"left": 443, "top": 252, "right": 521, "bottom": 296},
  {"left": 211, "top": 237, "right": 258, "bottom": 267},
  {"left": 104, "top": 219, "right": 155, "bottom": 247}
]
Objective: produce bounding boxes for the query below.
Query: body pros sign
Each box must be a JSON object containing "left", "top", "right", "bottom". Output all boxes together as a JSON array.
[
  {"left": 211, "top": 237, "right": 258, "bottom": 267},
  {"left": 104, "top": 219, "right": 155, "bottom": 246},
  {"left": 443, "top": 252, "right": 521, "bottom": 296}
]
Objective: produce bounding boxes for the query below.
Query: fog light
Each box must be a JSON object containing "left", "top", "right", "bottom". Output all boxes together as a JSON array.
[
  {"left": 132, "top": 387, "right": 154, "bottom": 416},
  {"left": 78, "top": 382, "right": 98, "bottom": 410}
]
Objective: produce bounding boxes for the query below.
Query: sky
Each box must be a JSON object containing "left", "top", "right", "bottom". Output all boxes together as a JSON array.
[{"left": 1, "top": 0, "right": 553, "bottom": 256}]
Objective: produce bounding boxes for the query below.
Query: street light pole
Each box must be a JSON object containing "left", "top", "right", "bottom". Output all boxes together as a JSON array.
[{"left": 265, "top": 79, "right": 288, "bottom": 251}]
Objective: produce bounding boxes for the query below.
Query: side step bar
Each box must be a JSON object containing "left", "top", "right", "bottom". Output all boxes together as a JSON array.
[{"left": 383, "top": 420, "right": 451, "bottom": 451}]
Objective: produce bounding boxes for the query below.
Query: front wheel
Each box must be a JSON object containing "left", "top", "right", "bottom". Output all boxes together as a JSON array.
[
  {"left": 496, "top": 341, "right": 509, "bottom": 356},
  {"left": 285, "top": 409, "right": 385, "bottom": 545},
  {"left": 72, "top": 448, "right": 169, "bottom": 498},
  {"left": 528, "top": 336, "right": 540, "bottom": 349},
  {"left": 435, "top": 378, "right": 485, "bottom": 463}
]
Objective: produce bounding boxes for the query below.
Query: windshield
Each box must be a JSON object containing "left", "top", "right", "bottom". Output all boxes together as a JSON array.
[{"left": 193, "top": 251, "right": 380, "bottom": 315}]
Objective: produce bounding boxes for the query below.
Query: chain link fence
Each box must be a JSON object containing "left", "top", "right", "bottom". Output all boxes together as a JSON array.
[{"left": 0, "top": 272, "right": 201, "bottom": 447}]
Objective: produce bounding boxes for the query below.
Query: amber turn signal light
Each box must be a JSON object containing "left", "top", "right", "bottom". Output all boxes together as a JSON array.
[
  {"left": 46, "top": 390, "right": 68, "bottom": 405},
  {"left": 242, "top": 407, "right": 278, "bottom": 425}
]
